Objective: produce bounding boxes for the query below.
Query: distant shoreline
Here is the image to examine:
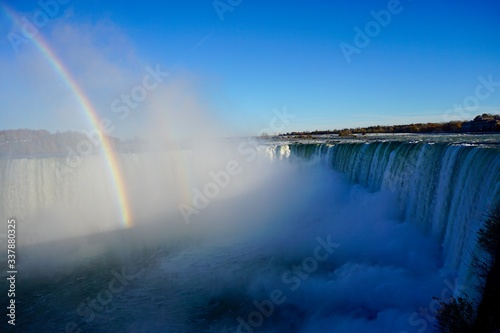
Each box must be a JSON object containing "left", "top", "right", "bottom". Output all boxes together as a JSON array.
[{"left": 276, "top": 113, "right": 500, "bottom": 138}]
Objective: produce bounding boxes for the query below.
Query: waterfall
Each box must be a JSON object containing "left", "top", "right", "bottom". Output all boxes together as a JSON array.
[
  {"left": 267, "top": 142, "right": 500, "bottom": 290},
  {"left": 2, "top": 140, "right": 500, "bottom": 332},
  {"left": 1, "top": 141, "right": 499, "bottom": 295},
  {"left": 0, "top": 151, "right": 195, "bottom": 245}
]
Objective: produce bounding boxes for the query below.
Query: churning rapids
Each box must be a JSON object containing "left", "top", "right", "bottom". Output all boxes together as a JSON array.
[{"left": 1, "top": 134, "right": 499, "bottom": 333}]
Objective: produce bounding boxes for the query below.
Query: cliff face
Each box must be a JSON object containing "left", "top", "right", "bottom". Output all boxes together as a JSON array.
[{"left": 461, "top": 114, "right": 500, "bottom": 132}]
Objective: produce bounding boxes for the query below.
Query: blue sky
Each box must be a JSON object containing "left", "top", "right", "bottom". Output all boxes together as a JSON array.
[{"left": 0, "top": 0, "right": 499, "bottom": 137}]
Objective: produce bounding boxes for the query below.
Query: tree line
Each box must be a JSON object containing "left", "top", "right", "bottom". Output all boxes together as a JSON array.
[{"left": 278, "top": 114, "right": 500, "bottom": 138}]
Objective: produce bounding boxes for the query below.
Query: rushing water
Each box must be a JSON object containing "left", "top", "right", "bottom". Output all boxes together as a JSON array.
[{"left": 1, "top": 134, "right": 499, "bottom": 332}]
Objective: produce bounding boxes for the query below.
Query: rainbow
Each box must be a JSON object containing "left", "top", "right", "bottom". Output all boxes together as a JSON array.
[{"left": 2, "top": 5, "right": 133, "bottom": 228}]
